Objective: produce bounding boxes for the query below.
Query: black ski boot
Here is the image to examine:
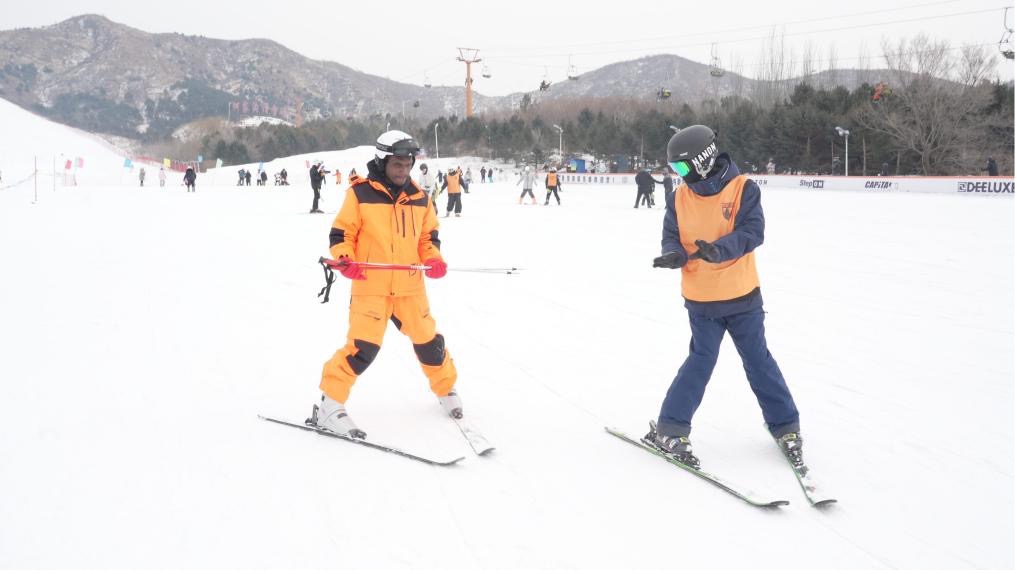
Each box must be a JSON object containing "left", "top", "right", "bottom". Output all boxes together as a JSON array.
[
  {"left": 643, "top": 422, "right": 700, "bottom": 469},
  {"left": 777, "top": 432, "right": 808, "bottom": 474}
]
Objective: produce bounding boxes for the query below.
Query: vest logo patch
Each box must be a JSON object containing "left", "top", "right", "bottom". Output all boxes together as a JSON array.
[{"left": 721, "top": 202, "right": 734, "bottom": 220}]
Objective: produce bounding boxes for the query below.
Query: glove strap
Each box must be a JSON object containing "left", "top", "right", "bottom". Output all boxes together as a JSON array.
[{"left": 318, "top": 259, "right": 337, "bottom": 303}]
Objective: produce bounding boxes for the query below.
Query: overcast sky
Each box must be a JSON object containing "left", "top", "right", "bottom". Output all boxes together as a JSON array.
[{"left": 5, "top": 0, "right": 1014, "bottom": 95}]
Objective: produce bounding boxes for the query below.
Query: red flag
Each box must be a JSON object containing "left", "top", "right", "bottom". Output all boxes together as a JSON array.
[{"left": 64, "top": 159, "right": 72, "bottom": 170}]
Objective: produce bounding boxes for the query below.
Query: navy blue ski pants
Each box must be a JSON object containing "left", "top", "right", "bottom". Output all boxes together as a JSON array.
[{"left": 657, "top": 309, "right": 800, "bottom": 439}]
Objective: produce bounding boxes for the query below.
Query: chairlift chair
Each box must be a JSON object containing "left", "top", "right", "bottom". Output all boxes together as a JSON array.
[
  {"left": 1001, "top": 7, "right": 1015, "bottom": 60},
  {"left": 482, "top": 64, "right": 492, "bottom": 79}
]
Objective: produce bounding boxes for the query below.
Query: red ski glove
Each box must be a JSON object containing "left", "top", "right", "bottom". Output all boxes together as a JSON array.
[
  {"left": 424, "top": 258, "right": 447, "bottom": 279},
  {"left": 337, "top": 257, "right": 366, "bottom": 280}
]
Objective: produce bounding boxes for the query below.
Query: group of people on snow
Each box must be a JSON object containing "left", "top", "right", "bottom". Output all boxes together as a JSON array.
[
  {"left": 305, "top": 125, "right": 806, "bottom": 475},
  {"left": 138, "top": 165, "right": 196, "bottom": 191}
]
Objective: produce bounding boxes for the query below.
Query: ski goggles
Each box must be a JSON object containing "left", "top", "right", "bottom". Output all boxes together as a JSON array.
[{"left": 668, "top": 159, "right": 694, "bottom": 178}]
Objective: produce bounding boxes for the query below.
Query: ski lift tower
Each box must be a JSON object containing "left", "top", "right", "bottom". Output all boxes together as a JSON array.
[{"left": 457, "top": 47, "right": 482, "bottom": 118}]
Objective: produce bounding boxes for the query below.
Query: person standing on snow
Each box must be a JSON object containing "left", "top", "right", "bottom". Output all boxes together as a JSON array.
[
  {"left": 138, "top": 167, "right": 146, "bottom": 187},
  {"left": 312, "top": 130, "right": 461, "bottom": 438},
  {"left": 480, "top": 166, "right": 487, "bottom": 183},
  {"left": 309, "top": 161, "right": 324, "bottom": 213},
  {"left": 159, "top": 167, "right": 167, "bottom": 187},
  {"left": 183, "top": 165, "right": 197, "bottom": 192},
  {"left": 982, "top": 157, "right": 999, "bottom": 176},
  {"left": 440, "top": 166, "right": 467, "bottom": 217},
  {"left": 516, "top": 165, "right": 538, "bottom": 204},
  {"left": 544, "top": 167, "right": 562, "bottom": 205},
  {"left": 649, "top": 124, "right": 802, "bottom": 470},
  {"left": 416, "top": 163, "right": 438, "bottom": 214},
  {"left": 634, "top": 169, "right": 655, "bottom": 208}
]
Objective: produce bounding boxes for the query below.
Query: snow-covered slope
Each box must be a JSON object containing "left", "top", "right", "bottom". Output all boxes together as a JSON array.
[
  {"left": 0, "top": 159, "right": 1011, "bottom": 568},
  {"left": 0, "top": 98, "right": 131, "bottom": 187}
]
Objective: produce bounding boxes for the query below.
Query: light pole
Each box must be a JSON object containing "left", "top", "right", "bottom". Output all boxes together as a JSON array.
[
  {"left": 835, "top": 126, "right": 850, "bottom": 176},
  {"left": 434, "top": 123, "right": 440, "bottom": 159},
  {"left": 552, "top": 124, "right": 563, "bottom": 166}
]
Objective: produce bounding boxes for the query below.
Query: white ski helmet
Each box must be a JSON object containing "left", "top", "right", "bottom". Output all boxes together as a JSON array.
[{"left": 375, "top": 130, "right": 420, "bottom": 166}]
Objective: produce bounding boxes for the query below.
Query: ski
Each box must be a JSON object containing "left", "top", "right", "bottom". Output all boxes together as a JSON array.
[
  {"left": 259, "top": 415, "right": 465, "bottom": 466},
  {"left": 775, "top": 438, "right": 837, "bottom": 507},
  {"left": 448, "top": 414, "right": 495, "bottom": 456},
  {"left": 605, "top": 426, "right": 789, "bottom": 508}
]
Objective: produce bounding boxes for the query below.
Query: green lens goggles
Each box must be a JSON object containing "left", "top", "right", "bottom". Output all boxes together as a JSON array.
[{"left": 669, "top": 160, "right": 693, "bottom": 177}]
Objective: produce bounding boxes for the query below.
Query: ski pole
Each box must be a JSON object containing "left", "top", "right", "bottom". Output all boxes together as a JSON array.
[
  {"left": 319, "top": 257, "right": 431, "bottom": 271},
  {"left": 447, "top": 267, "right": 523, "bottom": 275},
  {"left": 320, "top": 257, "right": 521, "bottom": 274}
]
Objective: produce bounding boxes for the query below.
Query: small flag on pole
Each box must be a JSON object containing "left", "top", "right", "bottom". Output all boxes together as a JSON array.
[
  {"left": 215, "top": 158, "right": 223, "bottom": 168},
  {"left": 124, "top": 158, "right": 133, "bottom": 168},
  {"left": 64, "top": 159, "right": 72, "bottom": 170},
  {"left": 75, "top": 157, "right": 84, "bottom": 168},
  {"left": 163, "top": 158, "right": 172, "bottom": 168}
]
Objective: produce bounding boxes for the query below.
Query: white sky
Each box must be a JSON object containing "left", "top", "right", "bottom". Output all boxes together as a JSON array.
[{"left": 5, "top": 0, "right": 1014, "bottom": 95}]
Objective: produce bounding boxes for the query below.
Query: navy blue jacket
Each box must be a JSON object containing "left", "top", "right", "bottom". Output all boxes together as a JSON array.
[{"left": 661, "top": 153, "right": 765, "bottom": 318}]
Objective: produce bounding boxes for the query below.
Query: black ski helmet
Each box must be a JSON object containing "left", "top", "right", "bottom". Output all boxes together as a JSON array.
[{"left": 667, "top": 125, "right": 718, "bottom": 179}]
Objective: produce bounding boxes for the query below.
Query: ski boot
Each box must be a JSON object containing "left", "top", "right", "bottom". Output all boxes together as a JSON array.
[
  {"left": 644, "top": 422, "right": 700, "bottom": 469},
  {"left": 438, "top": 390, "right": 463, "bottom": 419},
  {"left": 777, "top": 432, "right": 808, "bottom": 474},
  {"left": 308, "top": 394, "right": 366, "bottom": 439}
]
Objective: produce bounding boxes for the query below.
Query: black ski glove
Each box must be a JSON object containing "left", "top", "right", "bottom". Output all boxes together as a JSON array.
[
  {"left": 689, "top": 239, "right": 721, "bottom": 263},
  {"left": 653, "top": 251, "right": 687, "bottom": 269}
]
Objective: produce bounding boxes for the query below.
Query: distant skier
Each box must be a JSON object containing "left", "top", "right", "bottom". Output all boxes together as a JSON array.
[
  {"left": 634, "top": 169, "right": 655, "bottom": 208},
  {"left": 309, "top": 162, "right": 324, "bottom": 213},
  {"left": 480, "top": 166, "right": 487, "bottom": 183},
  {"left": 544, "top": 167, "right": 562, "bottom": 205},
  {"left": 260, "top": 170, "right": 268, "bottom": 186},
  {"left": 440, "top": 166, "right": 467, "bottom": 217},
  {"left": 516, "top": 165, "right": 538, "bottom": 204},
  {"left": 416, "top": 163, "right": 438, "bottom": 214},
  {"left": 982, "top": 157, "right": 999, "bottom": 176},
  {"left": 245, "top": 169, "right": 252, "bottom": 186},
  {"left": 158, "top": 167, "right": 167, "bottom": 187},
  {"left": 313, "top": 129, "right": 460, "bottom": 438},
  {"left": 138, "top": 167, "right": 146, "bottom": 187},
  {"left": 650, "top": 124, "right": 802, "bottom": 470},
  {"left": 183, "top": 165, "right": 197, "bottom": 192},
  {"left": 237, "top": 168, "right": 246, "bottom": 186}
]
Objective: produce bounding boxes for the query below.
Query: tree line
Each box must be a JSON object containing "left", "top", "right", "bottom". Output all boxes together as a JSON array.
[{"left": 193, "top": 37, "right": 1012, "bottom": 176}]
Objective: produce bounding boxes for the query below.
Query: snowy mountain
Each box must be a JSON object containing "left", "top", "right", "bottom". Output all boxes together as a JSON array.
[
  {"left": 0, "top": 85, "right": 1013, "bottom": 569},
  {"left": 1, "top": 15, "right": 907, "bottom": 143}
]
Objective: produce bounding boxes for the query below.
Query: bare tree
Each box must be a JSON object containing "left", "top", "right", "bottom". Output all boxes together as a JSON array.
[{"left": 856, "top": 34, "right": 996, "bottom": 174}]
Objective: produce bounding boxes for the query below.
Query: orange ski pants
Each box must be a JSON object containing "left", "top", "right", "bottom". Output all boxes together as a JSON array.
[{"left": 320, "top": 294, "right": 456, "bottom": 403}]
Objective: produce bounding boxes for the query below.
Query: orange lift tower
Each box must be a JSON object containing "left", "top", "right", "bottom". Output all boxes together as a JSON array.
[{"left": 456, "top": 48, "right": 481, "bottom": 118}]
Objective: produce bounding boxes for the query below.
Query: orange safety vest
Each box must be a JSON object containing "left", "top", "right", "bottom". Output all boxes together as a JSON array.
[
  {"left": 547, "top": 172, "right": 558, "bottom": 187},
  {"left": 329, "top": 177, "right": 441, "bottom": 297},
  {"left": 445, "top": 172, "right": 462, "bottom": 193},
  {"left": 675, "top": 174, "right": 760, "bottom": 302}
]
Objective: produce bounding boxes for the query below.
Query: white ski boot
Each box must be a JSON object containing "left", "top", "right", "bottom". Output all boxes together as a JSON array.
[
  {"left": 310, "top": 394, "right": 366, "bottom": 439},
  {"left": 438, "top": 390, "right": 463, "bottom": 419}
]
